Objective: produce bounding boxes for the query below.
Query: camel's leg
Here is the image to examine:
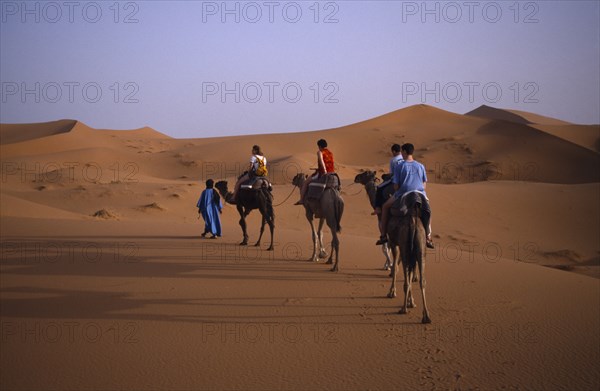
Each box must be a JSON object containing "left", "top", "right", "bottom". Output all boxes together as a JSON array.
[
  {"left": 406, "top": 251, "right": 416, "bottom": 307},
  {"left": 238, "top": 206, "right": 248, "bottom": 246},
  {"left": 327, "top": 202, "right": 340, "bottom": 272},
  {"left": 408, "top": 263, "right": 417, "bottom": 305},
  {"left": 399, "top": 266, "right": 410, "bottom": 314},
  {"left": 387, "top": 246, "right": 398, "bottom": 298},
  {"left": 382, "top": 242, "right": 392, "bottom": 270},
  {"left": 378, "top": 215, "right": 391, "bottom": 271},
  {"left": 308, "top": 216, "right": 318, "bottom": 262},
  {"left": 419, "top": 259, "right": 431, "bottom": 324},
  {"left": 257, "top": 192, "right": 275, "bottom": 251},
  {"left": 315, "top": 218, "right": 328, "bottom": 262},
  {"left": 266, "top": 213, "right": 275, "bottom": 251},
  {"left": 329, "top": 229, "right": 339, "bottom": 272},
  {"left": 407, "top": 285, "right": 416, "bottom": 308},
  {"left": 318, "top": 228, "right": 327, "bottom": 259},
  {"left": 254, "top": 216, "right": 265, "bottom": 247}
]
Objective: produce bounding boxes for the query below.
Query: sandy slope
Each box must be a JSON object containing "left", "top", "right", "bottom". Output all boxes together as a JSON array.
[
  {"left": 528, "top": 123, "right": 600, "bottom": 152},
  {"left": 467, "top": 105, "right": 573, "bottom": 126},
  {"left": 0, "top": 120, "right": 78, "bottom": 145},
  {"left": 467, "top": 105, "right": 600, "bottom": 153},
  {"left": 1, "top": 105, "right": 599, "bottom": 390}
]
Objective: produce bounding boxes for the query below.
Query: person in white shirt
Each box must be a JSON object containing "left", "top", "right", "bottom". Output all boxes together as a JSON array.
[{"left": 231, "top": 145, "right": 267, "bottom": 202}]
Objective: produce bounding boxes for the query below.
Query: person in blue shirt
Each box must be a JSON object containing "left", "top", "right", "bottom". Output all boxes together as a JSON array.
[
  {"left": 197, "top": 179, "right": 223, "bottom": 239},
  {"left": 374, "top": 144, "right": 404, "bottom": 215},
  {"left": 376, "top": 143, "right": 434, "bottom": 248},
  {"left": 389, "top": 143, "right": 405, "bottom": 175}
]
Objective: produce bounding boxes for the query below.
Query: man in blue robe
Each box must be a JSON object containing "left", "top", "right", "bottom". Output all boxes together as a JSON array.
[{"left": 197, "top": 179, "right": 223, "bottom": 238}]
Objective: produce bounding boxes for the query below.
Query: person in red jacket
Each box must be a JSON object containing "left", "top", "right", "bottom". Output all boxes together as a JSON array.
[{"left": 295, "top": 139, "right": 335, "bottom": 205}]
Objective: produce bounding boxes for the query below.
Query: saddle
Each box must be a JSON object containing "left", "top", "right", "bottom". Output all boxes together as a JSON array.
[
  {"left": 375, "top": 178, "right": 394, "bottom": 208},
  {"left": 240, "top": 176, "right": 272, "bottom": 192},
  {"left": 307, "top": 173, "right": 341, "bottom": 201},
  {"left": 390, "top": 191, "right": 428, "bottom": 217},
  {"left": 381, "top": 173, "right": 393, "bottom": 182}
]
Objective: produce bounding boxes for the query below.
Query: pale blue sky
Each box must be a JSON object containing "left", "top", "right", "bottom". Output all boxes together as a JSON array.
[{"left": 1, "top": 1, "right": 599, "bottom": 137}]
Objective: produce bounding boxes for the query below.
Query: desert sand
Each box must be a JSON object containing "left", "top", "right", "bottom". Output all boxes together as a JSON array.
[{"left": 1, "top": 104, "right": 599, "bottom": 390}]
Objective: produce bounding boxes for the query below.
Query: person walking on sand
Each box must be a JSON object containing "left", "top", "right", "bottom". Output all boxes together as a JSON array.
[
  {"left": 295, "top": 139, "right": 335, "bottom": 205},
  {"left": 197, "top": 179, "right": 223, "bottom": 239}
]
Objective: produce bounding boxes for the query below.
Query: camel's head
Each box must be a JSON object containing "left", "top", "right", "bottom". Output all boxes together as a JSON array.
[
  {"left": 292, "top": 173, "right": 307, "bottom": 187},
  {"left": 354, "top": 170, "right": 376, "bottom": 185},
  {"left": 214, "top": 180, "right": 228, "bottom": 195}
]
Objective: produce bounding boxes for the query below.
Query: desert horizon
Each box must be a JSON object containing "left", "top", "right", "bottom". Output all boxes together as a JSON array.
[{"left": 1, "top": 103, "right": 599, "bottom": 390}]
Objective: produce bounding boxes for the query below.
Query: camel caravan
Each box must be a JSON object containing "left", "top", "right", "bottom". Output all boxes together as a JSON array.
[{"left": 210, "top": 140, "right": 431, "bottom": 323}]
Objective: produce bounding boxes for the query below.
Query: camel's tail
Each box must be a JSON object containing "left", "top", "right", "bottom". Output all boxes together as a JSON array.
[{"left": 334, "top": 191, "right": 344, "bottom": 233}]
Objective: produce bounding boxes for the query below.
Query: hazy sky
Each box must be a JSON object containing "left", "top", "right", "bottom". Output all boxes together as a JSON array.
[{"left": 1, "top": 0, "right": 599, "bottom": 137}]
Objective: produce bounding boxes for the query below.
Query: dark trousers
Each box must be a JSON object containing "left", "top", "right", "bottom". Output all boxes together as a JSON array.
[
  {"left": 420, "top": 197, "right": 431, "bottom": 237},
  {"left": 375, "top": 180, "right": 393, "bottom": 208}
]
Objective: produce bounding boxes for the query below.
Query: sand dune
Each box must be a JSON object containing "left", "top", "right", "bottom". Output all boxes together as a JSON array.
[
  {"left": 466, "top": 104, "right": 572, "bottom": 126},
  {"left": 0, "top": 119, "right": 78, "bottom": 145},
  {"left": 528, "top": 123, "right": 600, "bottom": 152},
  {"left": 467, "top": 105, "right": 600, "bottom": 153},
  {"left": 1, "top": 105, "right": 598, "bottom": 390},
  {"left": 3, "top": 106, "right": 597, "bottom": 184},
  {"left": 1, "top": 121, "right": 170, "bottom": 158},
  {"left": 505, "top": 108, "right": 573, "bottom": 126}
]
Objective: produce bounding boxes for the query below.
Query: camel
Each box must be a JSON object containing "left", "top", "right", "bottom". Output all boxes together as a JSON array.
[
  {"left": 292, "top": 173, "right": 344, "bottom": 272},
  {"left": 355, "top": 170, "right": 419, "bottom": 298},
  {"left": 387, "top": 192, "right": 431, "bottom": 323},
  {"left": 215, "top": 178, "right": 275, "bottom": 251},
  {"left": 353, "top": 170, "right": 393, "bottom": 271}
]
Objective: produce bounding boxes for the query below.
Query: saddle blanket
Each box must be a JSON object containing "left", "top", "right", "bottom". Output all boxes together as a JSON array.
[
  {"left": 307, "top": 174, "right": 340, "bottom": 200},
  {"left": 240, "top": 176, "right": 271, "bottom": 190}
]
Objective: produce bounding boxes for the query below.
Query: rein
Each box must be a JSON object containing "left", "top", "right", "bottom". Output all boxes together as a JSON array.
[{"left": 273, "top": 185, "right": 298, "bottom": 207}]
